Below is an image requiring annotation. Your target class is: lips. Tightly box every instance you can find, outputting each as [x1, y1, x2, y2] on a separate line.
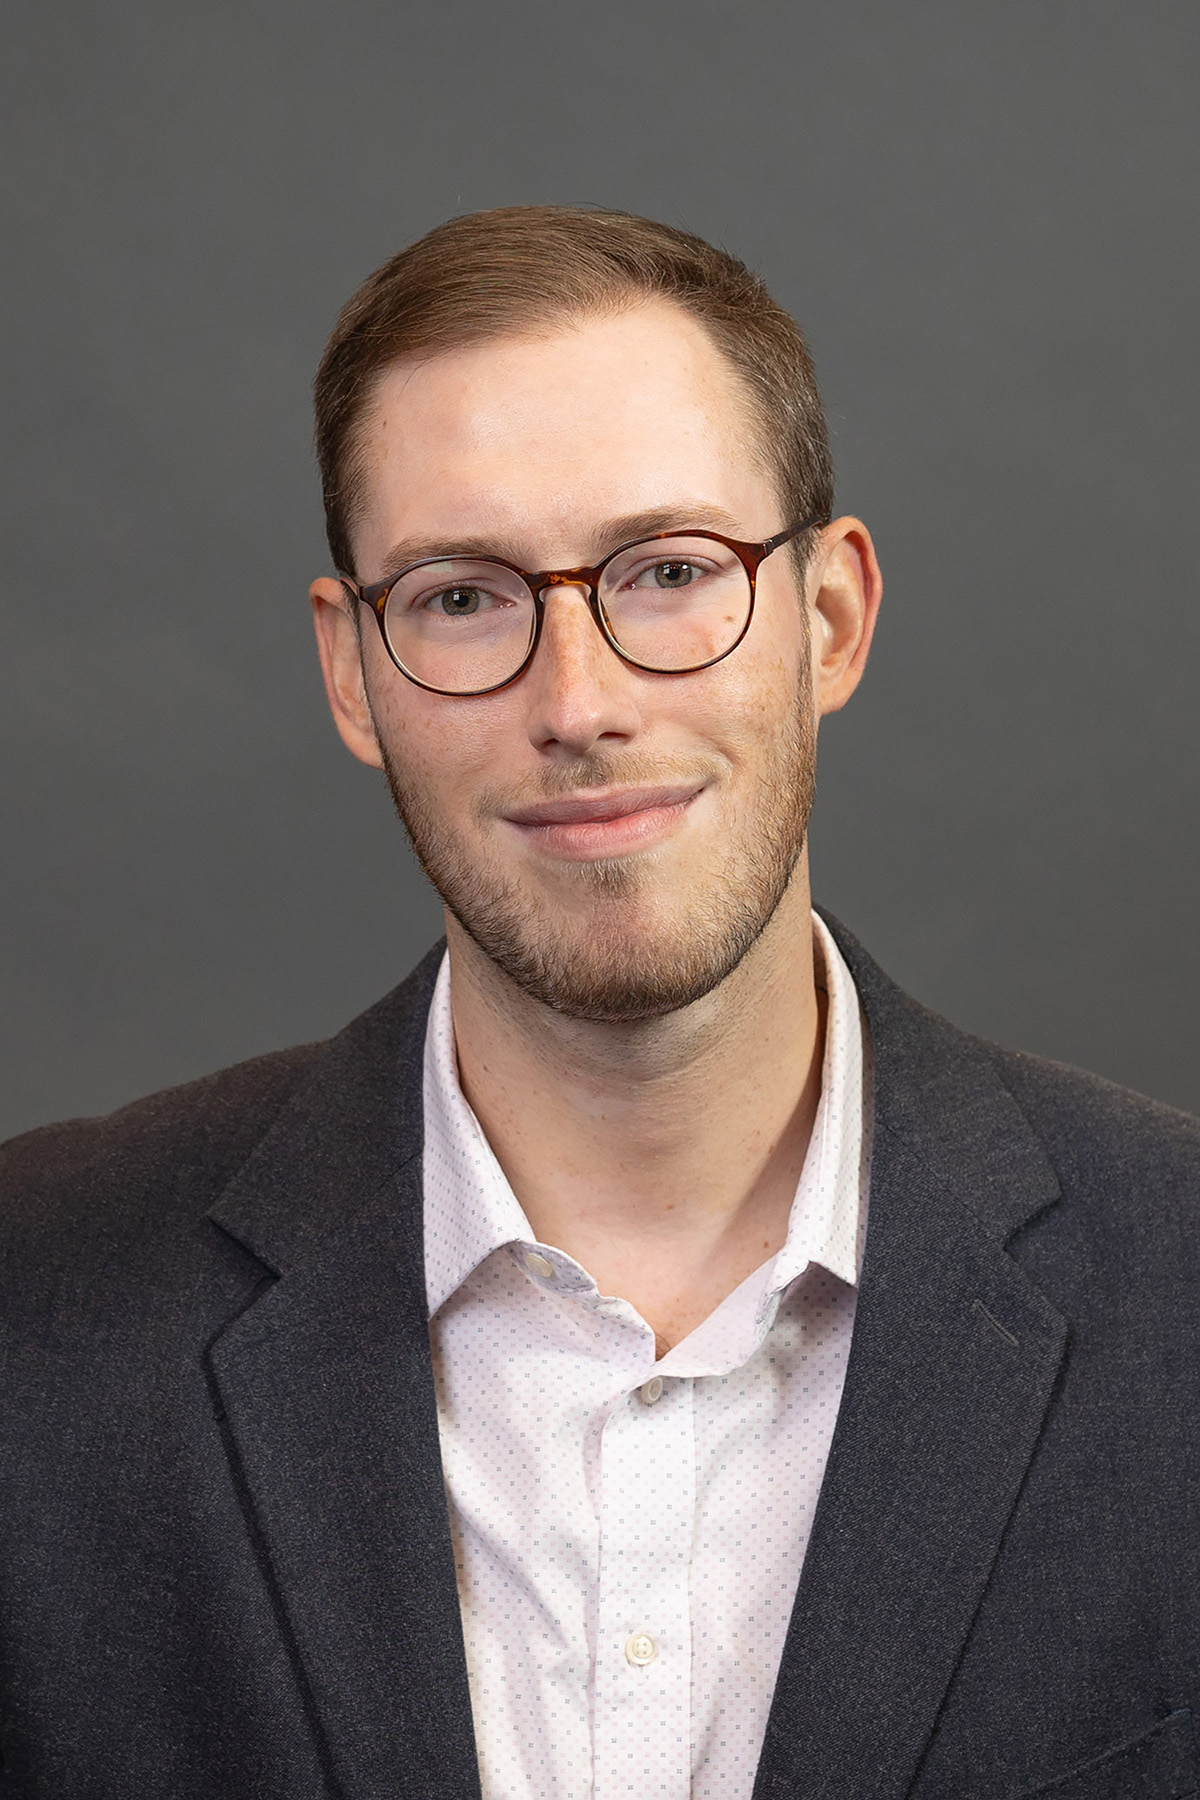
[500, 782, 705, 859]
[502, 783, 704, 827]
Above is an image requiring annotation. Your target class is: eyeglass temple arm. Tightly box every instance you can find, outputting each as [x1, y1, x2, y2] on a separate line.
[338, 574, 382, 609]
[761, 514, 826, 555]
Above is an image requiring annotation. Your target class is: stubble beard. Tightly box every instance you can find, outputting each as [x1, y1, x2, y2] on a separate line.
[378, 689, 816, 1025]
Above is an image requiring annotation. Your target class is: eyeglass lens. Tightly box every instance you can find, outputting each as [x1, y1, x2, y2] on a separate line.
[380, 536, 752, 693]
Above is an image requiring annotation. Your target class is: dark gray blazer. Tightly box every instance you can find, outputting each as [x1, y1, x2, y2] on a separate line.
[2, 914, 1200, 1800]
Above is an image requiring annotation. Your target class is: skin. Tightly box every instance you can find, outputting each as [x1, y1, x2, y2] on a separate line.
[312, 300, 881, 1354]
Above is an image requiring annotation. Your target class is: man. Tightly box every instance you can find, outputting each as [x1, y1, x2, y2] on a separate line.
[2, 208, 1198, 1800]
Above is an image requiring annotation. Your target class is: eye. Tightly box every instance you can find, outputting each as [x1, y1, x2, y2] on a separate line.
[427, 585, 488, 616]
[632, 559, 706, 590]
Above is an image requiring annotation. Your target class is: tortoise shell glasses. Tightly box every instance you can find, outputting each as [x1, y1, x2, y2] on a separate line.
[338, 517, 825, 698]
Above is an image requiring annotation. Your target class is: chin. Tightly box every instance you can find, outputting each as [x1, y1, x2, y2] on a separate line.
[450, 883, 779, 1023]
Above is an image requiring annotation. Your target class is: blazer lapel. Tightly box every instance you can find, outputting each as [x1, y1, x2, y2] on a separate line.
[753, 917, 1069, 1800]
[206, 946, 481, 1800]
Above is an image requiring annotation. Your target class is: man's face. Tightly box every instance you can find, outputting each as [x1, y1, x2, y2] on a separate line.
[319, 303, 843, 1022]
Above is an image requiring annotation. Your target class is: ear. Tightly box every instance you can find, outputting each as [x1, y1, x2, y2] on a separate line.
[805, 517, 882, 717]
[310, 577, 385, 769]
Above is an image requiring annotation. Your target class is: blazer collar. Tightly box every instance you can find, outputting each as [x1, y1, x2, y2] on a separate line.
[750, 913, 1067, 1800]
[209, 940, 442, 1277]
[823, 907, 1062, 1245]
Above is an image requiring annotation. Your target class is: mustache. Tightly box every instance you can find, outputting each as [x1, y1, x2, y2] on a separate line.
[477, 752, 723, 816]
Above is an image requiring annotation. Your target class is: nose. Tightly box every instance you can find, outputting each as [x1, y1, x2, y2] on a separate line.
[521, 581, 642, 758]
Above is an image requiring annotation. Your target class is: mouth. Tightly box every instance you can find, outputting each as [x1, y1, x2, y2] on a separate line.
[500, 782, 705, 860]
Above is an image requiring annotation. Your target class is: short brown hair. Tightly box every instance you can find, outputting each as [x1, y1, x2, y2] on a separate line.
[314, 205, 833, 577]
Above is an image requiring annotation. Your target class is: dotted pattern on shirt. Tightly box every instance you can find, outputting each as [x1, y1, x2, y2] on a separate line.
[423, 912, 870, 1800]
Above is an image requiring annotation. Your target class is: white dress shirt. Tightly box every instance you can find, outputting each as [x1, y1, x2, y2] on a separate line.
[423, 912, 871, 1800]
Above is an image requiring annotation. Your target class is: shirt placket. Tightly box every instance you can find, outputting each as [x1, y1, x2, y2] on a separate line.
[594, 1373, 695, 1800]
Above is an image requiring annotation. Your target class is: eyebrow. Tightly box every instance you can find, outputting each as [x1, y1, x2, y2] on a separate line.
[370, 502, 749, 580]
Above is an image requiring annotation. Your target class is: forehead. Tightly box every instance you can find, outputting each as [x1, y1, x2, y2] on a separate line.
[351, 302, 773, 567]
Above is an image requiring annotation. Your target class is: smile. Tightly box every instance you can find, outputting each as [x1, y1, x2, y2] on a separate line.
[500, 783, 705, 860]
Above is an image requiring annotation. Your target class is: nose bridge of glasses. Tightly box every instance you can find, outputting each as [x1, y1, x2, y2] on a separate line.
[529, 569, 618, 676]
[533, 569, 610, 643]
[535, 567, 600, 601]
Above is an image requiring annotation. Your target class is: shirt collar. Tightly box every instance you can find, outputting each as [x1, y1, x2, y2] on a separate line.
[422, 911, 869, 1320]
[767, 909, 868, 1294]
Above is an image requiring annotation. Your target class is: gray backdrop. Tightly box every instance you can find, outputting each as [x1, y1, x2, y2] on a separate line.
[2, 0, 1197, 1139]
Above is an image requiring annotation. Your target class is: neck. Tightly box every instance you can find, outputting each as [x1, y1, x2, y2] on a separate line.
[444, 859, 826, 1352]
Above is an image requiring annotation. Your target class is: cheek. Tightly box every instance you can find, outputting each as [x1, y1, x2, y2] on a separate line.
[750, 570, 812, 671]
[367, 674, 507, 815]
[662, 668, 802, 787]
[719, 640, 810, 738]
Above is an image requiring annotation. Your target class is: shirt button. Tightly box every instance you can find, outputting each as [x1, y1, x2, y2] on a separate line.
[625, 1632, 658, 1666]
[523, 1251, 555, 1280]
[639, 1375, 664, 1405]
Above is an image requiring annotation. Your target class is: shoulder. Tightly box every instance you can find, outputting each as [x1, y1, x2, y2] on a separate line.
[823, 906, 1200, 1196]
[0, 1040, 327, 1252]
[993, 1040, 1199, 1161]
[0, 939, 445, 1270]
[988, 1041, 1200, 1219]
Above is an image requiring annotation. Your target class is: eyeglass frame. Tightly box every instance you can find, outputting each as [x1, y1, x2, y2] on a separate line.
[338, 515, 826, 698]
